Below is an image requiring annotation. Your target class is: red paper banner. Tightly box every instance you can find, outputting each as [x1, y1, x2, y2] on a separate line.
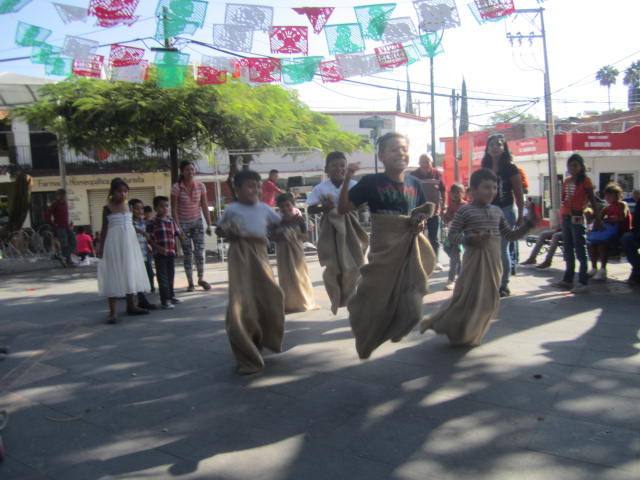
[109, 43, 145, 67]
[89, 0, 140, 27]
[72, 54, 104, 77]
[197, 66, 227, 85]
[248, 58, 281, 83]
[319, 60, 345, 83]
[292, 7, 334, 34]
[375, 43, 408, 68]
[270, 26, 308, 55]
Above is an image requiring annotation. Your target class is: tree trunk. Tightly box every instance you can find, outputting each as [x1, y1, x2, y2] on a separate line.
[170, 143, 179, 185]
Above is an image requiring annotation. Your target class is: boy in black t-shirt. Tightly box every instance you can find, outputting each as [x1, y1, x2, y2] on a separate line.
[338, 132, 436, 359]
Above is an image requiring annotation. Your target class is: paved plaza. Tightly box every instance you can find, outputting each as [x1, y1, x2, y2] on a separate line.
[0, 246, 639, 479]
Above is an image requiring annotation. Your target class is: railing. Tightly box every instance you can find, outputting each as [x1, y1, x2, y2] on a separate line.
[0, 227, 58, 259]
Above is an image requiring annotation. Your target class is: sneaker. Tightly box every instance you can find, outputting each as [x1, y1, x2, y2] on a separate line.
[587, 268, 597, 277]
[520, 258, 536, 266]
[499, 287, 511, 298]
[592, 269, 607, 281]
[536, 261, 552, 269]
[170, 297, 182, 304]
[198, 279, 212, 290]
[571, 283, 589, 294]
[161, 303, 175, 310]
[551, 280, 572, 290]
[434, 264, 444, 272]
[443, 281, 453, 291]
[187, 284, 195, 292]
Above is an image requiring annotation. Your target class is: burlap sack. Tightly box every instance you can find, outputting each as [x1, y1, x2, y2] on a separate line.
[348, 211, 436, 359]
[420, 236, 502, 346]
[226, 237, 285, 374]
[276, 226, 317, 313]
[316, 209, 369, 314]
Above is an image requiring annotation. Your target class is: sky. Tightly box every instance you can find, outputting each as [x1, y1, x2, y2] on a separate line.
[0, 0, 639, 152]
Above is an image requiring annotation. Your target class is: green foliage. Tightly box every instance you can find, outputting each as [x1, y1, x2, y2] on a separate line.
[14, 75, 366, 182]
[487, 109, 540, 127]
[623, 61, 640, 87]
[596, 65, 619, 111]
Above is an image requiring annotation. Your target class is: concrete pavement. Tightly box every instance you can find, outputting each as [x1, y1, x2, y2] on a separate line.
[0, 246, 639, 479]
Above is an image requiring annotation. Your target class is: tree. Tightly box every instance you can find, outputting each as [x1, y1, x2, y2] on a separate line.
[15, 75, 367, 189]
[623, 60, 640, 110]
[487, 109, 539, 127]
[459, 78, 469, 135]
[15, 75, 224, 183]
[596, 65, 619, 111]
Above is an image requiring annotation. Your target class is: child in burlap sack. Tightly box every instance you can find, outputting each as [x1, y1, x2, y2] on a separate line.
[420, 168, 537, 347]
[274, 193, 317, 313]
[306, 151, 368, 314]
[338, 132, 436, 359]
[216, 170, 285, 375]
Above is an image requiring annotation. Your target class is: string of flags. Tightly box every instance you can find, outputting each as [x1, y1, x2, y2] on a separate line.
[2, 0, 543, 87]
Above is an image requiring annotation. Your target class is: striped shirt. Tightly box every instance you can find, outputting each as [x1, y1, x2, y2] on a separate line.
[132, 217, 149, 261]
[448, 202, 529, 245]
[171, 180, 206, 223]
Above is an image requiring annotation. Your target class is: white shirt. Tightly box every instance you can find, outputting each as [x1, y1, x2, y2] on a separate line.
[219, 201, 281, 238]
[306, 179, 357, 206]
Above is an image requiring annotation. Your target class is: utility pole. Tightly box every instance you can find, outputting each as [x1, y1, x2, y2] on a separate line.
[429, 55, 436, 167]
[507, 7, 559, 224]
[451, 89, 459, 182]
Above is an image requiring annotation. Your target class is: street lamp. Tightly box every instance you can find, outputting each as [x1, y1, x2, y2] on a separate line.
[359, 115, 387, 174]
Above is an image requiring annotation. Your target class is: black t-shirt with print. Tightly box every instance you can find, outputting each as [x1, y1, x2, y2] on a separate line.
[349, 173, 426, 215]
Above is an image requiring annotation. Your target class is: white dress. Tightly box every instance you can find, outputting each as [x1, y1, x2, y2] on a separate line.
[98, 211, 150, 297]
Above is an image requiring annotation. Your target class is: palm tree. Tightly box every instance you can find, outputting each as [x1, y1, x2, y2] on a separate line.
[623, 60, 640, 110]
[595, 65, 619, 111]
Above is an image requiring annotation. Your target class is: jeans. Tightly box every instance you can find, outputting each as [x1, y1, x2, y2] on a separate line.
[500, 205, 516, 289]
[56, 227, 76, 260]
[144, 258, 155, 291]
[180, 218, 206, 283]
[561, 214, 589, 285]
[154, 255, 175, 305]
[621, 231, 640, 277]
[448, 244, 461, 282]
[426, 215, 441, 258]
[529, 229, 556, 259]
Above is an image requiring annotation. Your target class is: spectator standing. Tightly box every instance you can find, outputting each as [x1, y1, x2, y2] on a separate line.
[46, 188, 76, 266]
[171, 160, 213, 292]
[410, 153, 446, 270]
[621, 190, 640, 285]
[261, 169, 286, 207]
[480, 134, 525, 297]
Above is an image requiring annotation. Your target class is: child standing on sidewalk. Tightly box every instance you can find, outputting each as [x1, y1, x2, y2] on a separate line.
[338, 131, 436, 359]
[216, 170, 285, 374]
[97, 178, 150, 324]
[552, 154, 601, 294]
[275, 193, 317, 313]
[146, 196, 183, 310]
[420, 168, 536, 347]
[443, 183, 466, 290]
[129, 198, 156, 310]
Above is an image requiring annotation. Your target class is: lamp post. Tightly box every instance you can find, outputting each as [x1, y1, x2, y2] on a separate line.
[360, 115, 386, 174]
[507, 7, 559, 224]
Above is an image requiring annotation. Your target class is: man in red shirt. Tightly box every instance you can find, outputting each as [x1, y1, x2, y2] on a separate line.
[46, 189, 76, 266]
[410, 153, 446, 269]
[261, 169, 285, 207]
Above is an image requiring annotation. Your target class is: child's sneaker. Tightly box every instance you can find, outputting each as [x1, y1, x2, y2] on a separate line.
[443, 281, 454, 290]
[592, 268, 607, 281]
[571, 283, 589, 294]
[587, 268, 598, 277]
[170, 297, 182, 304]
[161, 303, 175, 310]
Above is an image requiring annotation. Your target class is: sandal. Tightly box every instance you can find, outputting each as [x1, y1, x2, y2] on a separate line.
[198, 280, 211, 290]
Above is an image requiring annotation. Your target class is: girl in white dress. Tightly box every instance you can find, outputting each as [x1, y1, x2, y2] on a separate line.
[97, 178, 151, 324]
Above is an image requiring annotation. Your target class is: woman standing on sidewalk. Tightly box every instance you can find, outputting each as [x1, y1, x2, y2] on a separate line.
[171, 161, 212, 291]
[480, 134, 525, 298]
